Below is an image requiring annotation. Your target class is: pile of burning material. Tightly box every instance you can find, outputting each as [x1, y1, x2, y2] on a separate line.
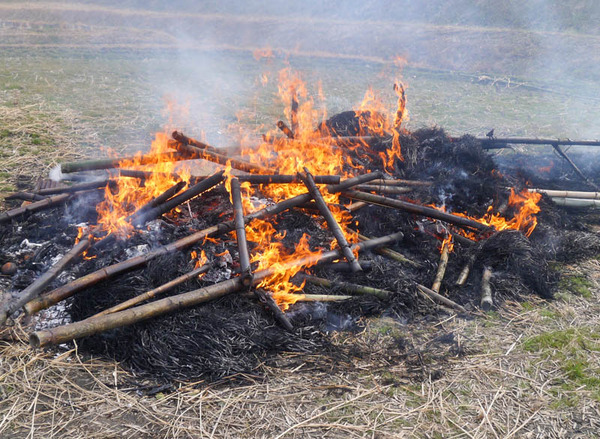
[2, 78, 600, 382]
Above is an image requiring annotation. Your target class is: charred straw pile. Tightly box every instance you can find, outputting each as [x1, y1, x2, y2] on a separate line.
[1, 111, 600, 383]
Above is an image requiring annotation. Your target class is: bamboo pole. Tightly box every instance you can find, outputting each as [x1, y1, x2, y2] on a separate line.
[5, 192, 49, 202]
[550, 198, 600, 208]
[480, 266, 494, 311]
[169, 138, 273, 175]
[171, 131, 217, 152]
[354, 185, 412, 195]
[277, 120, 294, 139]
[192, 174, 341, 185]
[298, 274, 391, 299]
[24, 172, 384, 315]
[431, 242, 450, 293]
[357, 233, 416, 266]
[131, 170, 224, 227]
[416, 284, 467, 313]
[295, 294, 352, 302]
[299, 168, 362, 272]
[30, 231, 404, 347]
[550, 143, 599, 191]
[35, 179, 117, 195]
[476, 137, 600, 148]
[342, 190, 492, 232]
[0, 193, 70, 224]
[60, 152, 188, 174]
[93, 262, 213, 317]
[0, 238, 90, 325]
[456, 254, 476, 286]
[530, 188, 600, 199]
[231, 178, 253, 287]
[370, 179, 432, 187]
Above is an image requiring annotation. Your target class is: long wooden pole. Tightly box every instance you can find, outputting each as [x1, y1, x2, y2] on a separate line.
[24, 172, 383, 315]
[231, 178, 253, 287]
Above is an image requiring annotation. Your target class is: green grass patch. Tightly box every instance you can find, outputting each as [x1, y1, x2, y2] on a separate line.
[559, 275, 594, 298]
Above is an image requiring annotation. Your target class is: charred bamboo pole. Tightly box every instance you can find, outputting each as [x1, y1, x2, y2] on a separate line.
[0, 238, 90, 325]
[550, 143, 599, 191]
[171, 131, 217, 152]
[193, 174, 341, 185]
[354, 185, 412, 195]
[277, 120, 295, 139]
[169, 138, 273, 174]
[0, 193, 70, 224]
[5, 192, 49, 202]
[416, 284, 467, 314]
[327, 260, 373, 272]
[35, 179, 116, 195]
[133, 180, 186, 216]
[231, 178, 253, 287]
[370, 179, 432, 187]
[295, 294, 352, 302]
[298, 274, 391, 299]
[60, 152, 188, 174]
[291, 89, 299, 133]
[24, 172, 383, 315]
[299, 168, 362, 272]
[476, 137, 600, 149]
[93, 262, 213, 317]
[131, 171, 224, 227]
[480, 266, 494, 311]
[255, 289, 293, 331]
[530, 188, 600, 199]
[30, 231, 403, 347]
[431, 239, 451, 293]
[342, 190, 492, 232]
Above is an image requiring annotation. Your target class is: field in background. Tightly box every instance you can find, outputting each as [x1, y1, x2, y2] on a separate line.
[2, 2, 600, 437]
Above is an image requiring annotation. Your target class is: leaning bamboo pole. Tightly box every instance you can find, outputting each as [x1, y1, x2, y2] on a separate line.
[231, 178, 253, 287]
[0, 193, 70, 224]
[298, 274, 391, 299]
[416, 284, 467, 314]
[480, 266, 494, 311]
[431, 241, 451, 293]
[299, 167, 362, 272]
[30, 230, 404, 347]
[23, 172, 383, 315]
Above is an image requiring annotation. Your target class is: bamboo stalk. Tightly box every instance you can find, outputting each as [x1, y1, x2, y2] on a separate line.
[370, 179, 432, 187]
[30, 231, 404, 347]
[193, 174, 341, 185]
[93, 263, 213, 317]
[342, 190, 492, 232]
[60, 152, 188, 174]
[477, 137, 600, 148]
[0, 193, 70, 224]
[24, 173, 383, 315]
[5, 192, 49, 201]
[291, 90, 299, 133]
[295, 294, 352, 302]
[277, 120, 294, 139]
[431, 242, 450, 293]
[416, 284, 467, 313]
[36, 179, 116, 195]
[354, 185, 412, 195]
[171, 131, 217, 152]
[255, 288, 293, 331]
[299, 168, 362, 272]
[169, 138, 273, 174]
[298, 274, 391, 299]
[480, 266, 494, 311]
[550, 143, 599, 191]
[530, 188, 600, 199]
[327, 260, 373, 272]
[550, 197, 600, 208]
[231, 178, 253, 287]
[0, 238, 90, 325]
[131, 171, 224, 227]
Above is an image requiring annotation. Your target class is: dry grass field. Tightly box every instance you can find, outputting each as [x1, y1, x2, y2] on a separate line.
[1, 2, 600, 437]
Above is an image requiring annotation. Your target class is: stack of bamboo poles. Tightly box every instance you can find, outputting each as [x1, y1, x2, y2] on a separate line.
[530, 188, 600, 208]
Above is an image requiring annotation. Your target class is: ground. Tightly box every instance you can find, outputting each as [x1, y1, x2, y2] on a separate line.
[1, 2, 600, 438]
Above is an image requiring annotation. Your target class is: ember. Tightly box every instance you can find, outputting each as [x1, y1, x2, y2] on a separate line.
[2, 68, 600, 382]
